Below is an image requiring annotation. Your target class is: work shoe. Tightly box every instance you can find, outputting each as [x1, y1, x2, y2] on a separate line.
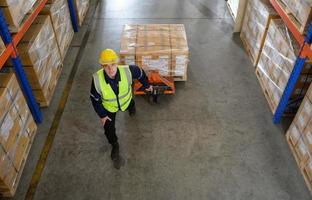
[111, 142, 119, 161]
[128, 105, 136, 116]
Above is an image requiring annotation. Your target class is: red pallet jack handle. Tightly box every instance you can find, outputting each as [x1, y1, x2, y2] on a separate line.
[133, 70, 175, 102]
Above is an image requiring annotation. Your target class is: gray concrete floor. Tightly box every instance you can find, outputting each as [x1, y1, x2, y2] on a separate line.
[2, 0, 312, 199]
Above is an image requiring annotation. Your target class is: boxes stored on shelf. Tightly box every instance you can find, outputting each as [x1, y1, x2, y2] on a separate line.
[74, 0, 89, 26]
[286, 82, 312, 193]
[277, 0, 312, 34]
[120, 24, 189, 81]
[240, 0, 279, 66]
[0, 0, 37, 32]
[0, 149, 17, 195]
[0, 73, 37, 197]
[255, 19, 312, 113]
[14, 15, 62, 107]
[41, 0, 74, 60]
[294, 98, 312, 133]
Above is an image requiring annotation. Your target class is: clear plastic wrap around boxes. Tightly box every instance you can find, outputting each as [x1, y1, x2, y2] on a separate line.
[256, 19, 312, 113]
[0, 73, 37, 197]
[279, 0, 312, 33]
[286, 85, 312, 193]
[14, 15, 62, 107]
[75, 0, 89, 26]
[120, 24, 189, 80]
[0, 0, 37, 32]
[42, 0, 74, 60]
[240, 0, 278, 66]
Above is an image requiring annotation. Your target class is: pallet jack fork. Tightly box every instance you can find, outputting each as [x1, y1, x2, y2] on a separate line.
[133, 70, 175, 102]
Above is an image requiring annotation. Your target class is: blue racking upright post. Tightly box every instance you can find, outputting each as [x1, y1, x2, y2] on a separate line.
[272, 23, 312, 124]
[67, 0, 79, 32]
[0, 9, 42, 123]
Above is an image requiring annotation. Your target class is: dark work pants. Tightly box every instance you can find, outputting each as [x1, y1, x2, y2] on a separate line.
[104, 99, 135, 145]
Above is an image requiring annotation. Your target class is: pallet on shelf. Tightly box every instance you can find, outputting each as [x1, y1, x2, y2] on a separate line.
[0, 73, 37, 197]
[240, 0, 279, 67]
[0, 0, 38, 32]
[256, 18, 312, 113]
[41, 0, 74, 60]
[286, 83, 312, 194]
[74, 0, 89, 26]
[120, 24, 189, 81]
[10, 15, 62, 107]
[276, 0, 312, 34]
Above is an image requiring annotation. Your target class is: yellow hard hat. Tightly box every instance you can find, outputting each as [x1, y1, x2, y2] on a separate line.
[99, 49, 119, 65]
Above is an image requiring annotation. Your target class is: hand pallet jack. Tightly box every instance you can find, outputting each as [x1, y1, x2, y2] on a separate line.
[133, 70, 175, 103]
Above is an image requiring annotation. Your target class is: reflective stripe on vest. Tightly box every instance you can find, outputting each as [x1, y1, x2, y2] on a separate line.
[93, 65, 132, 112]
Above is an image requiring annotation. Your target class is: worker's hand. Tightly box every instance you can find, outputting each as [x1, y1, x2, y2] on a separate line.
[145, 85, 153, 92]
[101, 116, 111, 126]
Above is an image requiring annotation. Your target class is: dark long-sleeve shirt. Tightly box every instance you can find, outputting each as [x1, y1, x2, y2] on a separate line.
[90, 65, 149, 118]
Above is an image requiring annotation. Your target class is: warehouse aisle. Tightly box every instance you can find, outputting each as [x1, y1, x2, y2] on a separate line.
[6, 0, 312, 199]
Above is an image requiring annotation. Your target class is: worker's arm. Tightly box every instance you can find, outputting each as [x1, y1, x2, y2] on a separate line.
[129, 65, 150, 88]
[90, 80, 108, 118]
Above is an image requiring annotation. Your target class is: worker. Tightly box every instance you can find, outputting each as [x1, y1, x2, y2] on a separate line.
[90, 49, 152, 168]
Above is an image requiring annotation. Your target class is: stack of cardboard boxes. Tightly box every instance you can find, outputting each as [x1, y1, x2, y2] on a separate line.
[0, 73, 37, 197]
[240, 0, 278, 66]
[255, 19, 312, 113]
[120, 24, 189, 80]
[0, 0, 37, 32]
[42, 0, 74, 60]
[278, 0, 312, 34]
[286, 84, 312, 193]
[13, 15, 62, 107]
[74, 0, 90, 26]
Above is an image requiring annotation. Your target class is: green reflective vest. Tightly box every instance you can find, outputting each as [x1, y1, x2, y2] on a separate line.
[93, 65, 132, 113]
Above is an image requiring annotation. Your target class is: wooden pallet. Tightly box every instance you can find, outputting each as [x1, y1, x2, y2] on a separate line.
[173, 74, 187, 81]
[240, 33, 257, 67]
[276, 0, 312, 34]
[255, 69, 277, 113]
[286, 133, 312, 194]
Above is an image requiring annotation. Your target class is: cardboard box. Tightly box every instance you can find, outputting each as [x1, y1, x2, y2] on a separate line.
[0, 73, 19, 100]
[8, 129, 30, 171]
[281, 0, 312, 34]
[74, 0, 89, 26]
[13, 92, 29, 124]
[0, 88, 11, 123]
[240, 0, 279, 66]
[40, 0, 74, 59]
[24, 115, 37, 139]
[120, 24, 189, 79]
[294, 98, 312, 133]
[288, 123, 302, 147]
[0, 0, 37, 32]
[15, 15, 62, 107]
[0, 146, 17, 192]
[256, 18, 311, 112]
[295, 137, 310, 165]
[303, 120, 312, 153]
[0, 111, 22, 153]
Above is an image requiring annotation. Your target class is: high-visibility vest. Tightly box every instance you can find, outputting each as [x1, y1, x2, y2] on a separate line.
[93, 65, 132, 113]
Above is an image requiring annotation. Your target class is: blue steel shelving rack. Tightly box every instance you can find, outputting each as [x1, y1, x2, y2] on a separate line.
[0, 0, 79, 123]
[269, 0, 312, 124]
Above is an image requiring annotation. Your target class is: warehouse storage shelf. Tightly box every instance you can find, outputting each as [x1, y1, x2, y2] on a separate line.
[269, 0, 312, 123]
[0, 0, 79, 124]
